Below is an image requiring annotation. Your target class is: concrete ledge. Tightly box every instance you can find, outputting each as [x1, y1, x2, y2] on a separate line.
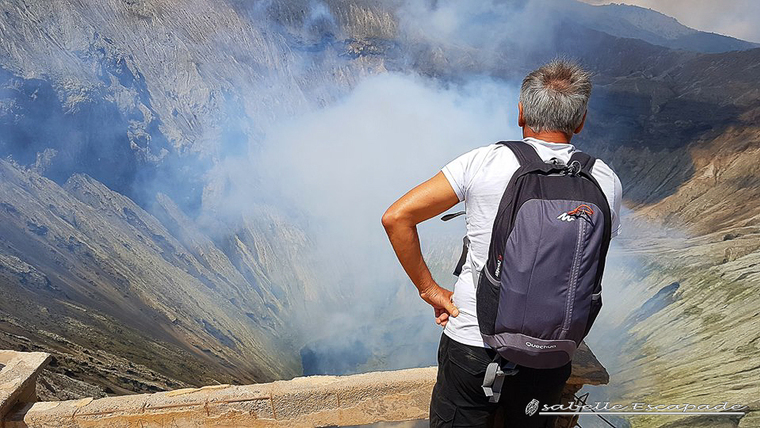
[20, 367, 436, 427]
[4, 344, 608, 427]
[0, 351, 51, 420]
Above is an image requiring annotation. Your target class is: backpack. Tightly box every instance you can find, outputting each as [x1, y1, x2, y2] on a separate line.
[466, 141, 612, 370]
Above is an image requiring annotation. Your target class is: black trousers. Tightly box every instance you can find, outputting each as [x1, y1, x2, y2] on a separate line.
[429, 333, 571, 428]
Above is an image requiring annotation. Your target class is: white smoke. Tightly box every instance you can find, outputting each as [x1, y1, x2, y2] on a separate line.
[222, 72, 522, 356]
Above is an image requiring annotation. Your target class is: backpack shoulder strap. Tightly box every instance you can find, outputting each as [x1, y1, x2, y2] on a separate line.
[570, 150, 608, 192]
[497, 141, 543, 168]
[569, 151, 612, 299]
[569, 150, 608, 205]
[569, 151, 597, 173]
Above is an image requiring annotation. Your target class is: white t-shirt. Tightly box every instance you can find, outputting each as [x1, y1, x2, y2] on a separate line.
[440, 137, 622, 348]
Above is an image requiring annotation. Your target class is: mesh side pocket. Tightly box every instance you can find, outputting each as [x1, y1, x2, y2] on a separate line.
[476, 268, 500, 336]
[582, 293, 602, 338]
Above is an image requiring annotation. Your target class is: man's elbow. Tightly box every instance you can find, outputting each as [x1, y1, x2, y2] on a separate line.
[381, 207, 402, 232]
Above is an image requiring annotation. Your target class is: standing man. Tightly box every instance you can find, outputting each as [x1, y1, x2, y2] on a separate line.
[382, 60, 622, 427]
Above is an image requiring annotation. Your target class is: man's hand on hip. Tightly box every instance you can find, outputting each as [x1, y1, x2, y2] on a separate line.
[420, 283, 459, 327]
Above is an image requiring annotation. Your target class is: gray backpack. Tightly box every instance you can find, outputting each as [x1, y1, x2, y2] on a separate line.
[474, 141, 611, 372]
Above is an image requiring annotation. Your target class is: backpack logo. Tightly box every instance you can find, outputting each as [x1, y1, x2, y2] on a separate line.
[558, 204, 594, 222]
[526, 341, 557, 350]
[526, 398, 540, 416]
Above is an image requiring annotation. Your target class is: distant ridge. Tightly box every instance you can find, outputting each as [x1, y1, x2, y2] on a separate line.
[575, 1, 759, 53]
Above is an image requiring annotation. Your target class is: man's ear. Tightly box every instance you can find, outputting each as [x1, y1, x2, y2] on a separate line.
[518, 102, 525, 128]
[574, 110, 587, 134]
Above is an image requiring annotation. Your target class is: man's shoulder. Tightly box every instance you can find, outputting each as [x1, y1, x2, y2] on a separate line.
[468, 142, 520, 170]
[471, 142, 520, 162]
[446, 143, 513, 171]
[465, 142, 503, 156]
[442, 143, 520, 196]
[590, 158, 622, 185]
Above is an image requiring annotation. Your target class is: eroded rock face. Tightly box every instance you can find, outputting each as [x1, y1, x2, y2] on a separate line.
[0, 160, 310, 393]
[0, 0, 395, 202]
[590, 128, 760, 426]
[0, 254, 55, 291]
[0, 0, 406, 397]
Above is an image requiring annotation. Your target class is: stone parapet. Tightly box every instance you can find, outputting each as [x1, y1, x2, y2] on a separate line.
[2, 343, 608, 427]
[0, 351, 51, 422]
[11, 367, 435, 427]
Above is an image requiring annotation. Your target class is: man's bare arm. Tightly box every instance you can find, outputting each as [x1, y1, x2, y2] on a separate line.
[382, 171, 460, 325]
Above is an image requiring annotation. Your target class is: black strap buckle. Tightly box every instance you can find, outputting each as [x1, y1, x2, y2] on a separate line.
[547, 157, 565, 168]
[565, 160, 582, 176]
[482, 357, 519, 403]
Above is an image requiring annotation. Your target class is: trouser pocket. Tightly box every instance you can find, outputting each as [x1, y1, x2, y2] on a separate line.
[429, 393, 457, 427]
[430, 335, 500, 427]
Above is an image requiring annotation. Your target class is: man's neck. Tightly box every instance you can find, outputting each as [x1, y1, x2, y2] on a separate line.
[522, 128, 572, 144]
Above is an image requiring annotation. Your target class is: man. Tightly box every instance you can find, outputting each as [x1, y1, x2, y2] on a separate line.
[381, 60, 622, 427]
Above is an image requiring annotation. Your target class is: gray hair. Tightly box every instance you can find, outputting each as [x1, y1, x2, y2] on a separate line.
[519, 60, 592, 136]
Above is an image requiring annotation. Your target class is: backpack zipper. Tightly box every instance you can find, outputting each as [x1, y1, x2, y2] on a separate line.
[561, 216, 586, 335]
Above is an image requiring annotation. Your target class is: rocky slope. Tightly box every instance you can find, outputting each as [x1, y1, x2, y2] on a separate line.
[0, 158, 336, 394]
[608, 138, 760, 427]
[576, 48, 760, 427]
[0, 0, 395, 395]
